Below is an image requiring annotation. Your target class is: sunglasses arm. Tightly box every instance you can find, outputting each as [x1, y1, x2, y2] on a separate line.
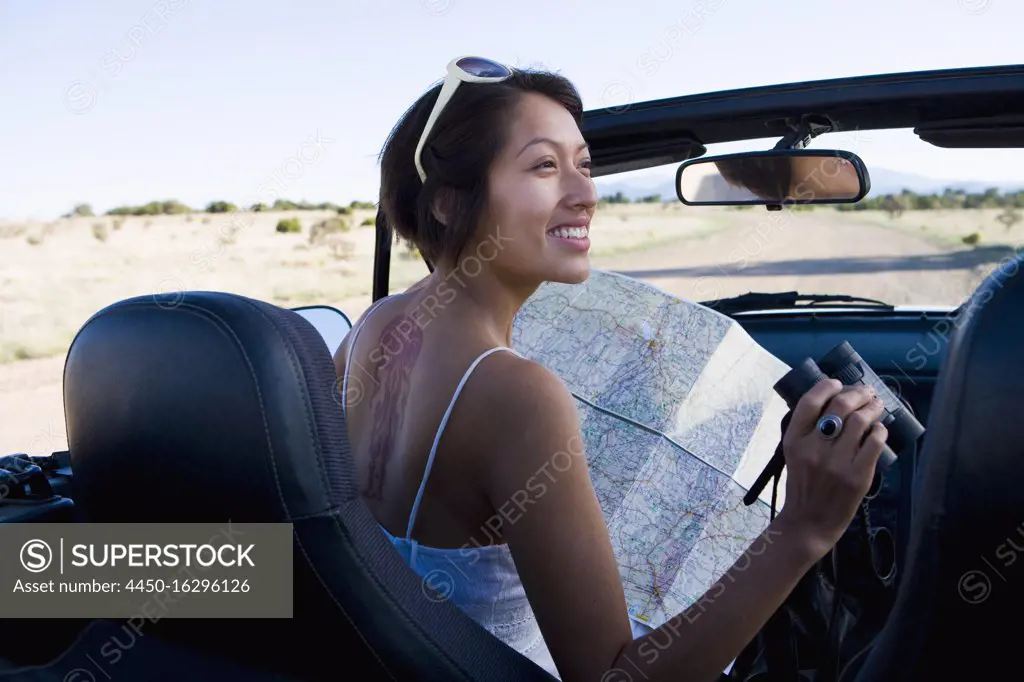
[414, 75, 463, 183]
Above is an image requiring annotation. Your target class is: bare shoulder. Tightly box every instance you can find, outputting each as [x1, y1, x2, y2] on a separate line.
[331, 296, 403, 377]
[466, 352, 580, 444]
[455, 351, 586, 507]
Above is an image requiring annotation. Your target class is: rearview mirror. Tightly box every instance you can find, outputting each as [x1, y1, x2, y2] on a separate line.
[292, 305, 352, 356]
[675, 150, 870, 206]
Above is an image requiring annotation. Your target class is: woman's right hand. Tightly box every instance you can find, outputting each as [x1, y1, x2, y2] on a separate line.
[775, 378, 889, 558]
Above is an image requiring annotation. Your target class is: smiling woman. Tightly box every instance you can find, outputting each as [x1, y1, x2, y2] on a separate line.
[333, 56, 889, 682]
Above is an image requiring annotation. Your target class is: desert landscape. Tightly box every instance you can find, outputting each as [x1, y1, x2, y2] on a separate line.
[2, 202, 1022, 458]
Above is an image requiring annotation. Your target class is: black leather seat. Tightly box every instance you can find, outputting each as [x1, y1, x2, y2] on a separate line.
[52, 291, 556, 681]
[853, 252, 1024, 681]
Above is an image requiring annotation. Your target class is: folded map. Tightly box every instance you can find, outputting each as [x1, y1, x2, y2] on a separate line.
[511, 269, 792, 631]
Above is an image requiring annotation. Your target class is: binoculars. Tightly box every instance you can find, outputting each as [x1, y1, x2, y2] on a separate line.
[744, 341, 926, 506]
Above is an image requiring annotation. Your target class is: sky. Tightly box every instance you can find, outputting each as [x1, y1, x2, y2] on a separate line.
[1, 0, 1021, 221]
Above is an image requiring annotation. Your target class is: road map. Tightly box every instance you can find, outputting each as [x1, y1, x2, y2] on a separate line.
[510, 269, 793, 631]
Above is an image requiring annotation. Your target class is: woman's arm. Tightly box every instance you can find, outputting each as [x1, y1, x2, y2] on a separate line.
[468, 357, 634, 682]
[470, 357, 883, 682]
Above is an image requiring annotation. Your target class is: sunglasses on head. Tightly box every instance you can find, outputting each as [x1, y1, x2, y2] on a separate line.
[414, 56, 513, 183]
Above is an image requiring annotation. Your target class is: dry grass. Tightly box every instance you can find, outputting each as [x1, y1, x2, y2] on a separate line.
[0, 210, 372, 364]
[0, 203, 718, 366]
[847, 207, 1024, 250]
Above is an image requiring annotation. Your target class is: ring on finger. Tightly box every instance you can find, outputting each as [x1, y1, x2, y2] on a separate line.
[816, 413, 844, 440]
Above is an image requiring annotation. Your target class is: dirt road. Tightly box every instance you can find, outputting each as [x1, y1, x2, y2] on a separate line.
[1, 211, 1008, 458]
[593, 210, 999, 307]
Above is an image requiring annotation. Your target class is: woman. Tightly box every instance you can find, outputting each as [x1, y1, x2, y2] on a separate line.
[334, 56, 888, 682]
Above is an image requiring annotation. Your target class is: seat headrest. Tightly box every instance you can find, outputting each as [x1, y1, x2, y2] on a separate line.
[64, 291, 348, 522]
[856, 251, 1024, 680]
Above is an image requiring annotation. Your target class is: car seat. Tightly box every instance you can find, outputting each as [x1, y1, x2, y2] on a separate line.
[45, 291, 557, 681]
[852, 251, 1024, 681]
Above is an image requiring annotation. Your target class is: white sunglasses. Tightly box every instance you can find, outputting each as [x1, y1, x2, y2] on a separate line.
[414, 56, 513, 183]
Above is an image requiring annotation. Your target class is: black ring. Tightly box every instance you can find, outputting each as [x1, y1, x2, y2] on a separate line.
[816, 413, 844, 440]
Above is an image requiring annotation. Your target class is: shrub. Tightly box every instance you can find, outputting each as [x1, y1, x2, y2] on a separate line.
[328, 239, 356, 260]
[107, 200, 191, 216]
[361, 217, 375, 227]
[272, 199, 343, 212]
[205, 201, 237, 214]
[67, 203, 94, 218]
[92, 222, 109, 242]
[997, 206, 1022, 231]
[276, 218, 302, 234]
[309, 216, 351, 245]
[601, 191, 630, 204]
[962, 231, 982, 245]
[161, 200, 192, 214]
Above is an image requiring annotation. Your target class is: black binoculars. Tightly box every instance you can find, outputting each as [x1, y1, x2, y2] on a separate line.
[744, 341, 926, 506]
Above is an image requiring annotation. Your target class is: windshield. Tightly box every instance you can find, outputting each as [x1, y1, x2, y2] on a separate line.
[590, 129, 1024, 310]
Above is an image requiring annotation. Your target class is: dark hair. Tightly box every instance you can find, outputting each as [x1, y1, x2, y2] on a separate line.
[715, 156, 793, 201]
[378, 67, 583, 266]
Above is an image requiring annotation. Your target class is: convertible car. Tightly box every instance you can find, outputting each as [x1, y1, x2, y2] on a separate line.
[1, 64, 1022, 681]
